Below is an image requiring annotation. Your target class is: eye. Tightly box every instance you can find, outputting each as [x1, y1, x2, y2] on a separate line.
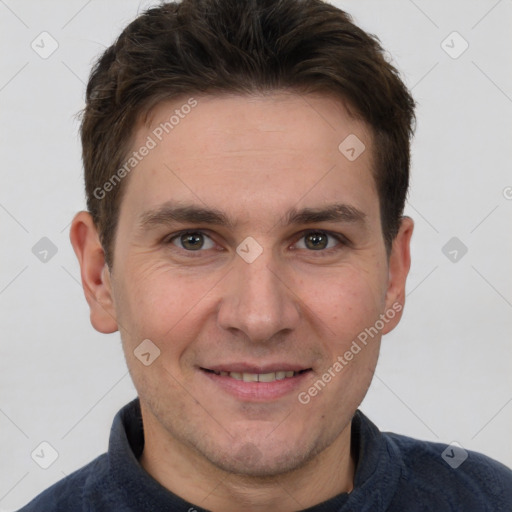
[169, 231, 216, 251]
[294, 231, 343, 251]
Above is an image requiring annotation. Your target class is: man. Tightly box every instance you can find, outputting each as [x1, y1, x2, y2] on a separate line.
[19, 0, 512, 510]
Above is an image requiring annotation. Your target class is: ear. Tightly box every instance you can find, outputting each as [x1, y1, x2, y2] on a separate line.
[69, 211, 118, 334]
[381, 216, 414, 335]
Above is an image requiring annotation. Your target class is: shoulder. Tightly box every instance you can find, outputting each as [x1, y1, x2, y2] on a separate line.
[17, 454, 113, 512]
[384, 431, 512, 510]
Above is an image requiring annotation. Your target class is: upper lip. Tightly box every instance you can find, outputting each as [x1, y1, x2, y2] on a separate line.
[201, 363, 312, 373]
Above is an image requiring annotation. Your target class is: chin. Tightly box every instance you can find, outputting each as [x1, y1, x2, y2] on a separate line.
[196, 431, 323, 478]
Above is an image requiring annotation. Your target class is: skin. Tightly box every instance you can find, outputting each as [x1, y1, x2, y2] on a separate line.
[70, 92, 413, 511]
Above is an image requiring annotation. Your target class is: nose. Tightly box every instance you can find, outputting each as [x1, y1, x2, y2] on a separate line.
[217, 249, 301, 343]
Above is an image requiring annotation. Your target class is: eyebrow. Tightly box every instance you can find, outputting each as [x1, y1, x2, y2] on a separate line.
[284, 204, 366, 226]
[137, 201, 367, 232]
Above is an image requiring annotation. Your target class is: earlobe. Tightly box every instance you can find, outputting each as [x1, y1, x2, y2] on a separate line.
[382, 216, 414, 335]
[69, 211, 119, 334]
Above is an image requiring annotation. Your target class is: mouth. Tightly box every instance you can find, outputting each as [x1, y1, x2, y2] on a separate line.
[201, 368, 311, 382]
[199, 365, 313, 401]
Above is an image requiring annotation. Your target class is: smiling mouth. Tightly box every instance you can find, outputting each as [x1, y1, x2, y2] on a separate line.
[200, 368, 311, 383]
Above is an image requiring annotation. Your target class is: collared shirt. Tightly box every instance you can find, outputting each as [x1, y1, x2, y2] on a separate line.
[18, 398, 512, 511]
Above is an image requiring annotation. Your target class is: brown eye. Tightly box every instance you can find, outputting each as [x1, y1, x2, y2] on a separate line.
[304, 232, 329, 250]
[294, 231, 343, 252]
[170, 232, 215, 251]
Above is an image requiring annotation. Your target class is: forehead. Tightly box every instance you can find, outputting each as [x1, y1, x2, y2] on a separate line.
[119, 92, 378, 228]
[141, 92, 370, 162]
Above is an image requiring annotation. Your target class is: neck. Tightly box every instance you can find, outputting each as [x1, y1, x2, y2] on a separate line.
[139, 409, 355, 512]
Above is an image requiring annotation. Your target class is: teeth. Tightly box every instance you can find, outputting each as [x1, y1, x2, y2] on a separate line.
[258, 372, 276, 382]
[212, 370, 304, 382]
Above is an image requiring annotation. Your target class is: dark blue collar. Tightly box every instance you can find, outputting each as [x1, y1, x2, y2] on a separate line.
[108, 398, 404, 511]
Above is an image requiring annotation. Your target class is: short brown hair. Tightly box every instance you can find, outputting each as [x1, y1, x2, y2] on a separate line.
[81, 0, 415, 268]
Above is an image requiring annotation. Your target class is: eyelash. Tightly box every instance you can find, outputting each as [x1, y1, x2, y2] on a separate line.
[164, 229, 349, 257]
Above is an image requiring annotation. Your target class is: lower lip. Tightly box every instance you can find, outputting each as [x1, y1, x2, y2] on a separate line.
[200, 369, 312, 401]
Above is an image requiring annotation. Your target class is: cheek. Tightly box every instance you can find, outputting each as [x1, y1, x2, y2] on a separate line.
[114, 259, 218, 352]
[294, 270, 384, 418]
[295, 265, 385, 348]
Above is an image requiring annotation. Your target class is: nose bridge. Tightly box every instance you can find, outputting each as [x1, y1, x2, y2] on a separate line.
[217, 248, 299, 342]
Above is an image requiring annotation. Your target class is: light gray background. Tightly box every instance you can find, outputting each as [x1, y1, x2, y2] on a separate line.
[1, 0, 511, 509]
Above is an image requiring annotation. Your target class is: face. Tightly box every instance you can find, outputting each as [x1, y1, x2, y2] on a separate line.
[76, 93, 412, 477]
